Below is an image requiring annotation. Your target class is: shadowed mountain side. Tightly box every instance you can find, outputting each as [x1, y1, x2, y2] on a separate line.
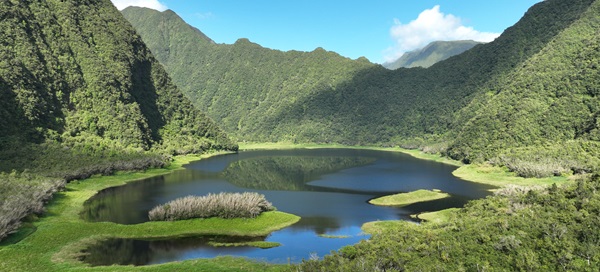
[122, 0, 593, 147]
[0, 0, 237, 241]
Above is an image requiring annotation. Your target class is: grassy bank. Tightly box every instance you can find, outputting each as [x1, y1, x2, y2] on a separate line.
[0, 153, 299, 271]
[412, 208, 460, 224]
[369, 189, 450, 206]
[453, 163, 569, 187]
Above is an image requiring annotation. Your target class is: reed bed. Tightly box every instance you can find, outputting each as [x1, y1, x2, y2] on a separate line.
[148, 192, 275, 221]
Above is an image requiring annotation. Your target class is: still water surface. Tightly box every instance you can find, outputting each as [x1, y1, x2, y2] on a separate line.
[80, 149, 494, 265]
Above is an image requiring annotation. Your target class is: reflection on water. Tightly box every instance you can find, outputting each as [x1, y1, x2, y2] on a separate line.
[80, 149, 495, 265]
[80, 235, 267, 266]
[223, 156, 375, 191]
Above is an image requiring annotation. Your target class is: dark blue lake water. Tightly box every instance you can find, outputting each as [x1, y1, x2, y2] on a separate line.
[80, 149, 494, 265]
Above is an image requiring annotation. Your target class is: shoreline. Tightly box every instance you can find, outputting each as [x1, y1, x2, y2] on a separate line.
[1, 143, 573, 270]
[369, 189, 451, 206]
[0, 150, 299, 271]
[239, 142, 569, 188]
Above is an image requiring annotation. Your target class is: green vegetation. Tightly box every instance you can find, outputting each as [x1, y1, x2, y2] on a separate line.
[296, 176, 600, 271]
[123, 0, 599, 179]
[149, 192, 275, 221]
[369, 189, 450, 206]
[2, 0, 600, 270]
[412, 208, 460, 224]
[0, 156, 299, 271]
[318, 234, 352, 239]
[447, 0, 600, 177]
[453, 164, 569, 188]
[383, 40, 482, 69]
[0, 0, 237, 243]
[208, 241, 281, 249]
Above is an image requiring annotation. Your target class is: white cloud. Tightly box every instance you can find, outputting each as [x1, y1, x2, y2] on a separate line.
[111, 0, 168, 11]
[384, 5, 500, 62]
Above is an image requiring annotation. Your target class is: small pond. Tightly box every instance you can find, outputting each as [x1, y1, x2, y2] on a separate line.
[80, 149, 494, 265]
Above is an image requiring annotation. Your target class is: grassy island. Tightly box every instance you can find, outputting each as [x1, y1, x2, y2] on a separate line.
[149, 192, 275, 221]
[0, 154, 300, 271]
[369, 189, 451, 206]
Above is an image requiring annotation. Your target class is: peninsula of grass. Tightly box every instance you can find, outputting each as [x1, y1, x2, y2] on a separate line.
[411, 208, 460, 224]
[369, 189, 450, 206]
[0, 153, 299, 271]
[208, 241, 281, 249]
[318, 234, 351, 239]
[453, 163, 569, 187]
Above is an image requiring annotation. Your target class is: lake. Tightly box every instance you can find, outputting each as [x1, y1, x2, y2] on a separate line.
[80, 149, 494, 265]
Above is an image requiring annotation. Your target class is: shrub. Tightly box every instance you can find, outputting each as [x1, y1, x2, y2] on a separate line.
[148, 192, 275, 221]
[0, 172, 64, 241]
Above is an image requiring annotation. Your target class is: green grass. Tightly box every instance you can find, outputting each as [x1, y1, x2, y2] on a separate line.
[369, 189, 451, 206]
[207, 241, 281, 249]
[318, 234, 351, 239]
[453, 163, 569, 188]
[412, 208, 460, 224]
[1, 144, 576, 271]
[361, 220, 417, 235]
[0, 153, 299, 271]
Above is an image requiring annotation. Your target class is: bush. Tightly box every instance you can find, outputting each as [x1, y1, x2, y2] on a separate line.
[148, 192, 275, 221]
[0, 172, 64, 241]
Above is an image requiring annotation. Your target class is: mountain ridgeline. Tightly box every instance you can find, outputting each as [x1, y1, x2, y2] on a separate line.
[383, 40, 483, 69]
[0, 0, 236, 157]
[123, 0, 599, 177]
[0, 0, 235, 240]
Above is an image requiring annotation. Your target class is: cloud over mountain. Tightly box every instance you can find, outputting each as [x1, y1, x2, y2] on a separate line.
[384, 5, 499, 62]
[111, 0, 167, 11]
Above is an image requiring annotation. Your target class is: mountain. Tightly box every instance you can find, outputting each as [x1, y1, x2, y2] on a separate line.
[383, 40, 483, 69]
[0, 0, 236, 157]
[0, 0, 236, 240]
[123, 0, 598, 178]
[122, 6, 376, 143]
[447, 0, 600, 177]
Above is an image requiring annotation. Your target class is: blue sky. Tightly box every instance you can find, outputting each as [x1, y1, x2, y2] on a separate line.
[112, 0, 541, 63]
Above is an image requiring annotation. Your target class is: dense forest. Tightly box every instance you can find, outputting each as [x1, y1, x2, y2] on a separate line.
[382, 40, 482, 69]
[0, 0, 236, 241]
[1, 0, 600, 270]
[123, 0, 599, 178]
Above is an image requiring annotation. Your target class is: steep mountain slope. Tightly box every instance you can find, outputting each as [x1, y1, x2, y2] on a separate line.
[0, 0, 236, 241]
[123, 0, 594, 147]
[383, 40, 482, 69]
[122, 6, 376, 142]
[447, 0, 600, 177]
[123, 0, 598, 180]
[0, 0, 236, 156]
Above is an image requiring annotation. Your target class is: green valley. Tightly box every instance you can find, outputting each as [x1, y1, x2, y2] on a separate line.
[1, 0, 600, 271]
[123, 0, 599, 178]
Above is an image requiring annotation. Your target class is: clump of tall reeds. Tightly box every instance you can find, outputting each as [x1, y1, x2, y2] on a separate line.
[0, 172, 65, 241]
[148, 192, 275, 221]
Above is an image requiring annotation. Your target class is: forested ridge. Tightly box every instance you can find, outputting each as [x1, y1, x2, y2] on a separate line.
[1, 0, 600, 270]
[123, 0, 599, 179]
[0, 0, 236, 241]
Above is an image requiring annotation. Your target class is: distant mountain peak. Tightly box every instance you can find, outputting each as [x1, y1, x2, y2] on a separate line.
[383, 40, 482, 69]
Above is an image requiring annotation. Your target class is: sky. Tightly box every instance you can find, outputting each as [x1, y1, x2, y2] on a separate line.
[111, 0, 542, 64]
